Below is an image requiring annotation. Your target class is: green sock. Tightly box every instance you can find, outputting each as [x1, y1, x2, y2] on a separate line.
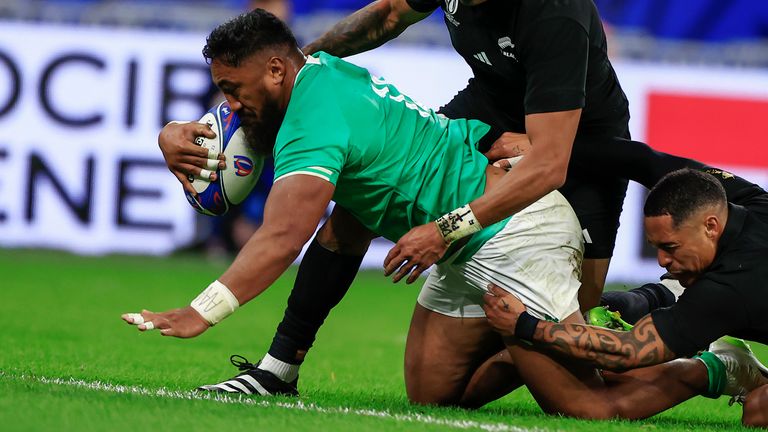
[695, 351, 727, 398]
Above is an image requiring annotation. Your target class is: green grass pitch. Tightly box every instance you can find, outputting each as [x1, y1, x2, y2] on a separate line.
[0, 249, 761, 431]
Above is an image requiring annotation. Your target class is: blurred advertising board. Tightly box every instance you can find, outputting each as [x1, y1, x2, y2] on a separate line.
[1, 22, 767, 283]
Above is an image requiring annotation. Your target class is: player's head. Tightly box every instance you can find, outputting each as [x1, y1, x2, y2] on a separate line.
[203, 9, 302, 155]
[643, 169, 728, 287]
[203, 8, 299, 68]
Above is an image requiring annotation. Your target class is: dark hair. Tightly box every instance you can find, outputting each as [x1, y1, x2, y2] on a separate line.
[644, 168, 727, 227]
[203, 8, 298, 66]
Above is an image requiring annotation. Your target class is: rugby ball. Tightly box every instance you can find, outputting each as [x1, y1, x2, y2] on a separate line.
[185, 101, 264, 216]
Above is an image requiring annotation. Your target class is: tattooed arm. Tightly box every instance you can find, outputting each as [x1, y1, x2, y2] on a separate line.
[302, 0, 433, 57]
[483, 284, 678, 371]
[530, 315, 677, 371]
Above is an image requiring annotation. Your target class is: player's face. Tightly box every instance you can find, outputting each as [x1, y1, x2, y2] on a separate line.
[644, 213, 718, 287]
[211, 54, 286, 155]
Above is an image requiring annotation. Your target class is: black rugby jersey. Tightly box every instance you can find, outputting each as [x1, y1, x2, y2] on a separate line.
[651, 171, 768, 357]
[406, 0, 628, 135]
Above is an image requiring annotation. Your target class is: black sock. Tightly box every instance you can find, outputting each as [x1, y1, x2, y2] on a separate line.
[600, 283, 676, 324]
[268, 238, 363, 365]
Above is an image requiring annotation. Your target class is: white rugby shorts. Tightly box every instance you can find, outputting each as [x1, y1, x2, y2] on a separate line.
[418, 190, 583, 321]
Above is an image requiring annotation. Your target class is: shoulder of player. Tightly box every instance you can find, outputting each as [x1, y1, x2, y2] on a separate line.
[517, 0, 594, 33]
[717, 207, 768, 258]
[284, 64, 350, 122]
[697, 246, 768, 297]
[291, 54, 366, 107]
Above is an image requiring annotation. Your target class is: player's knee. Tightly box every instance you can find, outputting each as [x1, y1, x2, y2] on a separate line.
[404, 366, 463, 407]
[742, 393, 768, 427]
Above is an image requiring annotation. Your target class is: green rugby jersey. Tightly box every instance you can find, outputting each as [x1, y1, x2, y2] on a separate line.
[273, 52, 493, 244]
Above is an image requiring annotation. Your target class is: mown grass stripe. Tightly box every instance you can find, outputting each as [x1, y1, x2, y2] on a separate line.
[4, 374, 546, 432]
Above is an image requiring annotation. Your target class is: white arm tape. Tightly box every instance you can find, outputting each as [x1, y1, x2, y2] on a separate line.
[435, 204, 483, 244]
[167, 120, 190, 126]
[190, 280, 240, 326]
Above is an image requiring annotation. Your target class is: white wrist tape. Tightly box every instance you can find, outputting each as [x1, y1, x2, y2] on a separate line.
[190, 280, 239, 326]
[167, 120, 190, 126]
[435, 204, 483, 244]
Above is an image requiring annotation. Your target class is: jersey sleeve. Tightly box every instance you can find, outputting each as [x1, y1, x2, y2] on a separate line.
[273, 119, 350, 186]
[405, 0, 441, 13]
[651, 279, 748, 357]
[517, 17, 589, 115]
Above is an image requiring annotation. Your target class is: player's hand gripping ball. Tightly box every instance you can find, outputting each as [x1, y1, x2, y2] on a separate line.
[185, 101, 264, 216]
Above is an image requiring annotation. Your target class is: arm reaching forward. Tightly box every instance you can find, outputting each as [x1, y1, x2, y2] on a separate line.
[122, 174, 335, 337]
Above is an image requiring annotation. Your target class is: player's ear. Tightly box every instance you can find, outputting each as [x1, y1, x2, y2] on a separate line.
[266, 56, 286, 84]
[704, 214, 720, 239]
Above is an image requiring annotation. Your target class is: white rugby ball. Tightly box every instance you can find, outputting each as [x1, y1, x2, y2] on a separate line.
[185, 101, 264, 216]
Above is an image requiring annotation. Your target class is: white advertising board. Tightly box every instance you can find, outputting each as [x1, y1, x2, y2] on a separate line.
[2, 22, 768, 284]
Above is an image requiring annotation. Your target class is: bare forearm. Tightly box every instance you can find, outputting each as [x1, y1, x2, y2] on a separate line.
[531, 316, 676, 371]
[471, 110, 579, 227]
[471, 150, 564, 226]
[219, 229, 304, 305]
[302, 1, 410, 57]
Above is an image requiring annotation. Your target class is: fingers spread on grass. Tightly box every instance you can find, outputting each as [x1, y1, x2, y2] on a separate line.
[121, 313, 144, 325]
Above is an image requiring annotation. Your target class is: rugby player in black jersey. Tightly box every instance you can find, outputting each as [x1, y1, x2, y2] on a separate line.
[484, 167, 768, 426]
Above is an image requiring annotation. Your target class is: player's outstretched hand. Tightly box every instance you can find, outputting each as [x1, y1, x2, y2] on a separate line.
[158, 121, 224, 195]
[121, 306, 210, 338]
[384, 222, 447, 284]
[484, 132, 532, 163]
[482, 283, 526, 337]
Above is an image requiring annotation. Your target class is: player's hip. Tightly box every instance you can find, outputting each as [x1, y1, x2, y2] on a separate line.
[418, 207, 583, 321]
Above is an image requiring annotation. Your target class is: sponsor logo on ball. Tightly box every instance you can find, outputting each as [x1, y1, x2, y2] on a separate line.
[233, 155, 254, 177]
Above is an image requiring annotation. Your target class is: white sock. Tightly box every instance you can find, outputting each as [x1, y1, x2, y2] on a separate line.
[258, 353, 300, 383]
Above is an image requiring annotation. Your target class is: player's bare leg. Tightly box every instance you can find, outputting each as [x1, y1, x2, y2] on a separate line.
[503, 310, 616, 418]
[599, 360, 708, 419]
[404, 304, 507, 405]
[578, 257, 610, 311]
[742, 384, 768, 427]
[458, 348, 522, 408]
[504, 310, 716, 419]
[405, 304, 707, 419]
[405, 302, 734, 418]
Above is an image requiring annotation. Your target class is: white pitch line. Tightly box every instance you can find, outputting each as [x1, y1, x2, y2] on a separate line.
[4, 374, 547, 432]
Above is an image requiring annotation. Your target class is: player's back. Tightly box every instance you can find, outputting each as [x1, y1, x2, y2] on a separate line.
[274, 52, 492, 242]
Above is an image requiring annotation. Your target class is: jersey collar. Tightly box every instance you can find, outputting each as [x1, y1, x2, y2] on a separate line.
[717, 203, 747, 256]
[294, 55, 321, 87]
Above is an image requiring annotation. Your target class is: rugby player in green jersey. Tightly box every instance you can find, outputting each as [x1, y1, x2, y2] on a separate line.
[124, 10, 766, 420]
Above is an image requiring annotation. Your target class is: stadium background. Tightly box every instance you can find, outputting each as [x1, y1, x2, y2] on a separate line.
[2, 2, 768, 431]
[0, 0, 767, 283]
